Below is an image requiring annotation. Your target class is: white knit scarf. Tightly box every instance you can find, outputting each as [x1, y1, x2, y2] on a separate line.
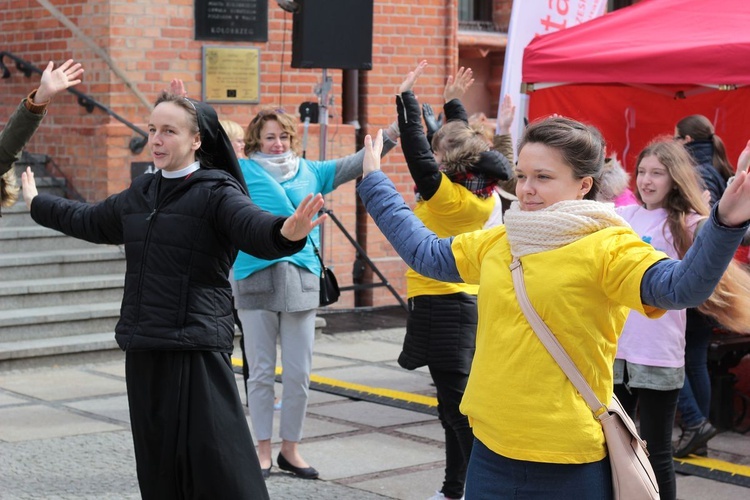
[251, 151, 300, 183]
[503, 199, 630, 258]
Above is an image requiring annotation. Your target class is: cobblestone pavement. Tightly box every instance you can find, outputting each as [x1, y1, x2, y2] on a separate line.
[1, 326, 749, 499]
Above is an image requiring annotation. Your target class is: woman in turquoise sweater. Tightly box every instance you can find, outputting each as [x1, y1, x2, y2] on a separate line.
[234, 108, 399, 479]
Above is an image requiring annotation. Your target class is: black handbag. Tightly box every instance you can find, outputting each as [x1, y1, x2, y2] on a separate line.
[312, 240, 340, 307]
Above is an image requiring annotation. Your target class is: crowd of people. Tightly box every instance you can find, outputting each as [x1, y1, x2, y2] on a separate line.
[4, 56, 750, 500]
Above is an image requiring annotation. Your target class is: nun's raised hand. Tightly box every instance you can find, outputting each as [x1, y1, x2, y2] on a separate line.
[21, 166, 38, 209]
[362, 129, 384, 178]
[280, 193, 327, 241]
[717, 171, 750, 227]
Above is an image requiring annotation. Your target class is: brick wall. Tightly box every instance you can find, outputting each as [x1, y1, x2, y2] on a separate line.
[0, 0, 513, 308]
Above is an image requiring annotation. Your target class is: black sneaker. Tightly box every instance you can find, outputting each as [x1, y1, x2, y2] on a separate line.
[673, 420, 717, 458]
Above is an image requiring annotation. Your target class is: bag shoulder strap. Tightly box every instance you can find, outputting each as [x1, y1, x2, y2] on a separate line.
[510, 258, 608, 417]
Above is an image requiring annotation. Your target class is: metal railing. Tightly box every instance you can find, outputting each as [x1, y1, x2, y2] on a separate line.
[0, 51, 149, 154]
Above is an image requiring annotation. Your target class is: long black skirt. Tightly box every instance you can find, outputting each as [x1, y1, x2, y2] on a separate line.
[125, 350, 269, 500]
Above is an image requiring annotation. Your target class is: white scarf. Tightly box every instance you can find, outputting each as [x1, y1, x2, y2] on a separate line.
[503, 199, 630, 258]
[251, 151, 300, 183]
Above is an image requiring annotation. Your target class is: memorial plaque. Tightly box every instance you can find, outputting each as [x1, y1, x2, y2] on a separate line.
[202, 46, 261, 104]
[195, 0, 268, 42]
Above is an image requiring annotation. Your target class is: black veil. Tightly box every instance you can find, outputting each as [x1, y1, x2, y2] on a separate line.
[188, 98, 249, 195]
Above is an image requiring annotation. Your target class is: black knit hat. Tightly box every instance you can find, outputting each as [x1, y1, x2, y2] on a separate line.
[188, 98, 249, 195]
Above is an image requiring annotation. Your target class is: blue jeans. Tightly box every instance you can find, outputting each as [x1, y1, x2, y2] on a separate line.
[464, 439, 612, 499]
[677, 310, 713, 427]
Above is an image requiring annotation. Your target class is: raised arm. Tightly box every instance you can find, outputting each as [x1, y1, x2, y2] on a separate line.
[1, 59, 84, 175]
[394, 61, 445, 201]
[359, 131, 462, 282]
[642, 171, 750, 308]
[441, 66, 473, 124]
[330, 132, 398, 189]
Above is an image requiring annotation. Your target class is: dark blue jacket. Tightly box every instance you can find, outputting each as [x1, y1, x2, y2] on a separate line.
[686, 141, 727, 207]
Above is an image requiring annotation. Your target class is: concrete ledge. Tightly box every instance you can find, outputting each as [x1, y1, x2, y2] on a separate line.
[0, 275, 124, 297]
[0, 332, 123, 372]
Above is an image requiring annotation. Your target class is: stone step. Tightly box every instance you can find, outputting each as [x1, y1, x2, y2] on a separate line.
[0, 247, 126, 279]
[0, 225, 101, 252]
[0, 201, 34, 227]
[0, 302, 121, 341]
[0, 332, 123, 372]
[0, 274, 124, 310]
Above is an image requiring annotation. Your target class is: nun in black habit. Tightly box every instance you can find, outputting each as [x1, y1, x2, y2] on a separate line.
[20, 90, 327, 499]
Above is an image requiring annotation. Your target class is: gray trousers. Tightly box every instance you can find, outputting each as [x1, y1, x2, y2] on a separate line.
[239, 308, 316, 442]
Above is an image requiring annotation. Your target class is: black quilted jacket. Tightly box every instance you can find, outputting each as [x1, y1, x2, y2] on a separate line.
[31, 169, 303, 352]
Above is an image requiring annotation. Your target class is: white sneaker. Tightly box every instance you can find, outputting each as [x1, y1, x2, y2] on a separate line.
[427, 491, 464, 500]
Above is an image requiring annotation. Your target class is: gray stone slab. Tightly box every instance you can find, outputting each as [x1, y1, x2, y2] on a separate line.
[308, 400, 434, 428]
[315, 364, 435, 395]
[264, 473, 389, 499]
[676, 474, 750, 499]
[309, 388, 349, 405]
[300, 432, 442, 480]
[246, 410, 359, 445]
[0, 404, 124, 442]
[313, 352, 358, 369]
[0, 368, 126, 401]
[0, 390, 27, 406]
[395, 421, 444, 442]
[65, 395, 131, 425]
[711, 431, 750, 458]
[352, 465, 445, 500]
[88, 360, 126, 378]
[314, 338, 403, 362]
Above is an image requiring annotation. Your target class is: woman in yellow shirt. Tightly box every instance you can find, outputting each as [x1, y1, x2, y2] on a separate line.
[356, 116, 750, 499]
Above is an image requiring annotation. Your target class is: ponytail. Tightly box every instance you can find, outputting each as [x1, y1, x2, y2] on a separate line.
[711, 134, 734, 181]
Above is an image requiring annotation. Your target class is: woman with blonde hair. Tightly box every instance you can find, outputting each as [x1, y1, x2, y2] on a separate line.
[219, 119, 247, 159]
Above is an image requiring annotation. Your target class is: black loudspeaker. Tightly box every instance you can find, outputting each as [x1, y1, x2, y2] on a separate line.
[291, 0, 373, 70]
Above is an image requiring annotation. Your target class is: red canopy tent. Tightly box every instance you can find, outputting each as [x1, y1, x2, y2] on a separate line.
[521, 0, 750, 172]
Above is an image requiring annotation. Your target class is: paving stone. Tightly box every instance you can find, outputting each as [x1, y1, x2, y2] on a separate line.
[64, 395, 131, 425]
[352, 466, 445, 500]
[308, 400, 434, 428]
[0, 404, 124, 442]
[0, 368, 125, 401]
[314, 338, 404, 362]
[299, 432, 442, 480]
